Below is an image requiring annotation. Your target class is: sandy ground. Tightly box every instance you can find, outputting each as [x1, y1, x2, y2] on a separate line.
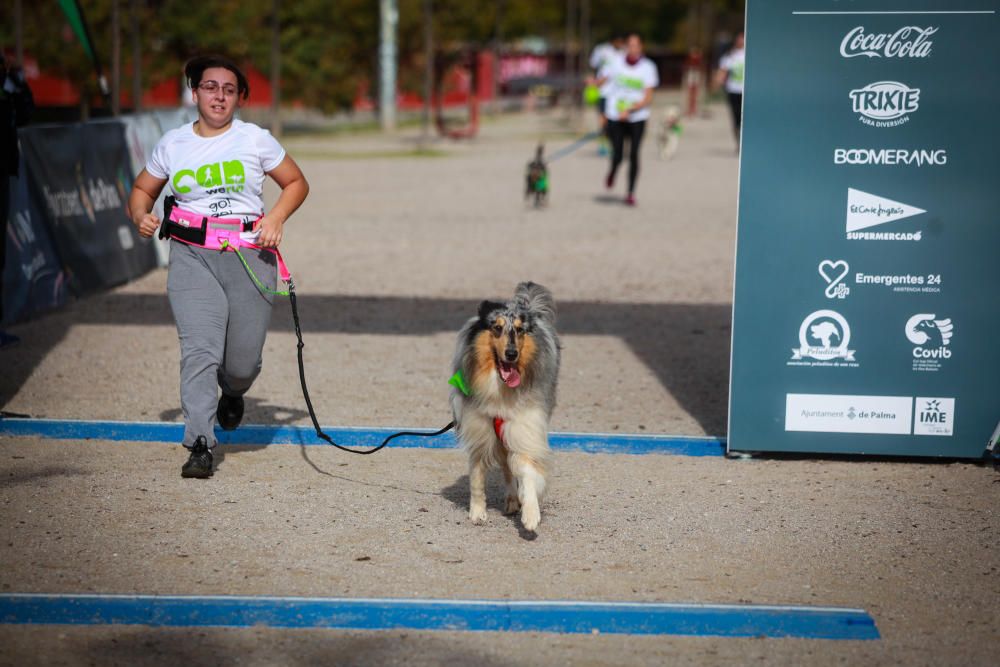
[1, 94, 998, 665]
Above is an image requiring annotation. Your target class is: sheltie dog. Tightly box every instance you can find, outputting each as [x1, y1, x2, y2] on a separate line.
[450, 282, 560, 533]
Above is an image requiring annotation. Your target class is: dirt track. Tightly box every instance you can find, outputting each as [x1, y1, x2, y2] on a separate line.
[1, 95, 998, 665]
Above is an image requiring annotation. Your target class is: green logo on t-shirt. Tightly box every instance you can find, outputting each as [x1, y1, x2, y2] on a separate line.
[730, 62, 745, 84]
[173, 160, 246, 194]
[617, 75, 646, 91]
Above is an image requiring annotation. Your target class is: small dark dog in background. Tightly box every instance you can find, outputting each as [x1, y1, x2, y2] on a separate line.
[525, 144, 548, 208]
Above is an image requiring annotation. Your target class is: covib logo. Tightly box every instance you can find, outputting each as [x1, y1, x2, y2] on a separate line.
[906, 313, 953, 372]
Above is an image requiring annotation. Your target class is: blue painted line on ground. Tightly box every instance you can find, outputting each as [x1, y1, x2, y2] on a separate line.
[0, 594, 879, 639]
[0, 418, 726, 456]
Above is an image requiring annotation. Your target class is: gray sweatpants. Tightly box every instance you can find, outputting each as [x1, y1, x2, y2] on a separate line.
[167, 241, 276, 447]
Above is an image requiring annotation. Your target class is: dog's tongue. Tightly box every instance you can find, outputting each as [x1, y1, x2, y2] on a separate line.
[499, 362, 521, 388]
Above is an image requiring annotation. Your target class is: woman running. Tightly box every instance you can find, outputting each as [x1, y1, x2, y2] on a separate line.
[128, 55, 309, 478]
[600, 33, 659, 206]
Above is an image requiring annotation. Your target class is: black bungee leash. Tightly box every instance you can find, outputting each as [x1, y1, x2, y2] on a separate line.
[286, 284, 456, 454]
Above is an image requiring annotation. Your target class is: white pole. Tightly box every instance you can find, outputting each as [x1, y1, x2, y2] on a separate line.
[379, 0, 398, 131]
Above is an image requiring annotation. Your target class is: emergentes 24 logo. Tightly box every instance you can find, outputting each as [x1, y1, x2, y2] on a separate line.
[850, 81, 920, 127]
[840, 26, 937, 59]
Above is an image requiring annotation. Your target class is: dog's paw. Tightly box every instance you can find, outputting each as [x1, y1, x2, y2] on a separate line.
[520, 504, 540, 532]
[469, 505, 488, 525]
[504, 494, 521, 515]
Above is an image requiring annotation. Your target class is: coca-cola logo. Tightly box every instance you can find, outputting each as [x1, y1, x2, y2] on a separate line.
[840, 26, 937, 58]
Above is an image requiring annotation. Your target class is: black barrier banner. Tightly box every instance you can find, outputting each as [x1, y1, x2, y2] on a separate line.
[19, 122, 157, 295]
[2, 160, 68, 326]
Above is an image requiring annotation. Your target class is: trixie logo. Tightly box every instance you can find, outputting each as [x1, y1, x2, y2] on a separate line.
[850, 81, 920, 123]
[851, 82, 920, 119]
[840, 26, 937, 59]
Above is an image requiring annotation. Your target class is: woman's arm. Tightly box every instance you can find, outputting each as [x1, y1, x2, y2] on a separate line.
[257, 155, 309, 249]
[128, 169, 168, 238]
[626, 87, 655, 117]
[712, 65, 729, 91]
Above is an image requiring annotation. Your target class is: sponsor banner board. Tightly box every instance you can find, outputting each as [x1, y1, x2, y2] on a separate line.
[19, 122, 158, 296]
[2, 157, 69, 326]
[729, 1, 999, 457]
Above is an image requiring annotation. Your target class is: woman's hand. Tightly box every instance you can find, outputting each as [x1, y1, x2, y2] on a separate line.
[259, 155, 309, 248]
[256, 214, 284, 248]
[128, 169, 167, 239]
[134, 212, 161, 238]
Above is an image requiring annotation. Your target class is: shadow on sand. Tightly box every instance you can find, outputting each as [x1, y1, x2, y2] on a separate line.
[1, 292, 730, 436]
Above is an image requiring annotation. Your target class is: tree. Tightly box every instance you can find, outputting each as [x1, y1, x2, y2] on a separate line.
[0, 0, 744, 116]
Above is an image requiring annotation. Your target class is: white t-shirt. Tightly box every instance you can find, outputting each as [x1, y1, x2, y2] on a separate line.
[604, 57, 659, 123]
[146, 118, 286, 223]
[589, 43, 621, 97]
[719, 48, 745, 94]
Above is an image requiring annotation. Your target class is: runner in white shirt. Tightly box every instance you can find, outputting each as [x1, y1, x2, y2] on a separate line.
[714, 31, 745, 150]
[587, 36, 624, 155]
[127, 55, 309, 478]
[598, 34, 659, 206]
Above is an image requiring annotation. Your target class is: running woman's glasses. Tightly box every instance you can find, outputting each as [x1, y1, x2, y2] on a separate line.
[198, 81, 238, 97]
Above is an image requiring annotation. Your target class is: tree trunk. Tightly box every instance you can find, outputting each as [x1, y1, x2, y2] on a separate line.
[131, 0, 142, 111]
[421, 0, 433, 146]
[112, 0, 121, 116]
[270, 0, 282, 138]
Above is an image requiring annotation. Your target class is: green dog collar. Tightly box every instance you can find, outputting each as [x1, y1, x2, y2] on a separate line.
[448, 370, 471, 396]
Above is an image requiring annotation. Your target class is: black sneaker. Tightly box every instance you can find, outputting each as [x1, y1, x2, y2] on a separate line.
[181, 436, 214, 478]
[217, 393, 244, 431]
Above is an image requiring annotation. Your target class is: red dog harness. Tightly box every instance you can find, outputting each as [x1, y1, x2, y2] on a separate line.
[493, 417, 505, 442]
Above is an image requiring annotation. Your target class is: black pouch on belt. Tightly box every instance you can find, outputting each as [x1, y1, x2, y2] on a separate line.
[159, 196, 208, 246]
[158, 196, 175, 240]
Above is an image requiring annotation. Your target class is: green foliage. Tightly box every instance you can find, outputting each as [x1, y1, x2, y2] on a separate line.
[2, 0, 744, 114]
[4, 0, 118, 102]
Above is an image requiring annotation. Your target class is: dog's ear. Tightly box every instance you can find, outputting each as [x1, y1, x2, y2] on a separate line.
[513, 282, 556, 324]
[478, 300, 505, 323]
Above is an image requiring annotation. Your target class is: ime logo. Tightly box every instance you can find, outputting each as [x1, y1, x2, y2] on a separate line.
[919, 400, 947, 424]
[914, 397, 954, 436]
